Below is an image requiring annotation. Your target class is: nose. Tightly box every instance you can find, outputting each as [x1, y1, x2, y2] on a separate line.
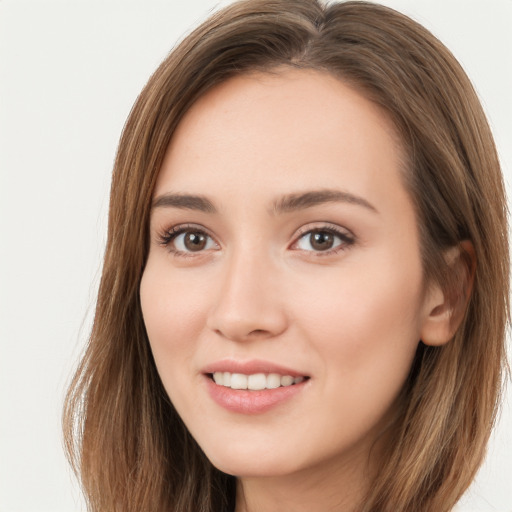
[206, 248, 289, 342]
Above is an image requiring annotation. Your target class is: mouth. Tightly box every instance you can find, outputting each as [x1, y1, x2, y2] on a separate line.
[204, 371, 310, 414]
[207, 372, 309, 390]
[202, 360, 310, 413]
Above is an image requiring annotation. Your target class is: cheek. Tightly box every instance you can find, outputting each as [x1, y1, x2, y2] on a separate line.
[139, 260, 210, 373]
[296, 249, 424, 395]
[285, 262, 423, 457]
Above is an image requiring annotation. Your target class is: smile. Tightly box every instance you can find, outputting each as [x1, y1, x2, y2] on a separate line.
[203, 361, 310, 414]
[211, 372, 306, 390]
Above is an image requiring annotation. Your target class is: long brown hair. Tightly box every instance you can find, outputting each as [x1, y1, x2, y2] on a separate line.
[63, 1, 509, 511]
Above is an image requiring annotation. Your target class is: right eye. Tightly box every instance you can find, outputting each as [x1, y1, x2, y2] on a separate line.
[159, 225, 219, 257]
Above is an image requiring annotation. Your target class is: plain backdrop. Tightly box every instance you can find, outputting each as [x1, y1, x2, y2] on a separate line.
[0, 1, 511, 511]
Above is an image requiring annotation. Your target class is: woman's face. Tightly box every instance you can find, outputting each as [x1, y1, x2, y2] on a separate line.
[140, 69, 435, 480]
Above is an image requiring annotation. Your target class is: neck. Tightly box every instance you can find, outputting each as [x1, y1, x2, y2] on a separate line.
[234, 446, 374, 512]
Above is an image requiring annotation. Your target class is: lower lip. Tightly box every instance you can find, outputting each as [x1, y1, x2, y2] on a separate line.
[205, 376, 308, 414]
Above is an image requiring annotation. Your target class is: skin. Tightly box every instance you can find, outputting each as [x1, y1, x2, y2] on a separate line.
[140, 69, 451, 511]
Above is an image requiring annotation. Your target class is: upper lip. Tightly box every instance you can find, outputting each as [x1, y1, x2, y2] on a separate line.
[202, 359, 308, 377]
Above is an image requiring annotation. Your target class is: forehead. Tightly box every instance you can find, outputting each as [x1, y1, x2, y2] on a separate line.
[155, 69, 409, 220]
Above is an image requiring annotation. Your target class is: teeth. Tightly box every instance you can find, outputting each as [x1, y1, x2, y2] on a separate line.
[212, 372, 306, 390]
[280, 375, 294, 386]
[248, 373, 266, 390]
[267, 373, 281, 389]
[230, 373, 247, 389]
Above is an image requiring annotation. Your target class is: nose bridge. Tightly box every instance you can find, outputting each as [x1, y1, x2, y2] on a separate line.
[207, 242, 288, 341]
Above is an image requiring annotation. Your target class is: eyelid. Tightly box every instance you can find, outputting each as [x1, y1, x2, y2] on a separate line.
[156, 221, 356, 258]
[157, 223, 220, 256]
[290, 223, 356, 255]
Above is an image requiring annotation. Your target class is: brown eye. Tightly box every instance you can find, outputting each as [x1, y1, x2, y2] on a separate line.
[309, 231, 335, 251]
[294, 227, 354, 254]
[167, 229, 217, 254]
[183, 232, 208, 251]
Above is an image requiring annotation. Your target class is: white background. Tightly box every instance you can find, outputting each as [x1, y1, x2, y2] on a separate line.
[0, 1, 511, 511]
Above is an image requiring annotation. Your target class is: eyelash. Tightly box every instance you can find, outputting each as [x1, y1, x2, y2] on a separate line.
[157, 224, 216, 259]
[157, 223, 356, 259]
[292, 224, 355, 257]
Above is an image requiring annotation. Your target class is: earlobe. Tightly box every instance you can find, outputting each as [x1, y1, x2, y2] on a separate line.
[420, 241, 476, 347]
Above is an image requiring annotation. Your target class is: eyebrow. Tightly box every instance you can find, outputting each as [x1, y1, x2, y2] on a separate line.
[151, 189, 378, 215]
[271, 189, 378, 215]
[152, 193, 217, 213]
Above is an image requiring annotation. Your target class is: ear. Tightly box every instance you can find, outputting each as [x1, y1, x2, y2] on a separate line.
[420, 241, 476, 346]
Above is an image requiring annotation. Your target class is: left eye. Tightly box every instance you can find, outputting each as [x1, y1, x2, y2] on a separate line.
[172, 230, 217, 253]
[295, 229, 349, 252]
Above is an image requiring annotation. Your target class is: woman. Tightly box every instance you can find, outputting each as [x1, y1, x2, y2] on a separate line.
[63, 1, 509, 511]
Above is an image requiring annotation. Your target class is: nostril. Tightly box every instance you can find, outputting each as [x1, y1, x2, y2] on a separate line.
[248, 329, 268, 336]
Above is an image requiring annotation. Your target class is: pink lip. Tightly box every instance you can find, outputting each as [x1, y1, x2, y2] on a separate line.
[201, 359, 310, 415]
[201, 358, 307, 377]
[204, 377, 308, 414]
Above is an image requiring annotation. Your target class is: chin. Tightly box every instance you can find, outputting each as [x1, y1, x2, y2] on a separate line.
[199, 436, 306, 478]
[210, 456, 301, 479]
